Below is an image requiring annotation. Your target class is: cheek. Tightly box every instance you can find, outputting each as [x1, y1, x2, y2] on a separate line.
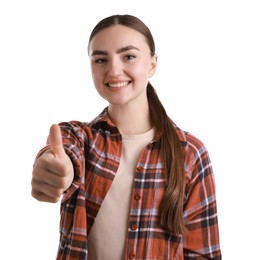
[131, 61, 151, 79]
[91, 68, 102, 84]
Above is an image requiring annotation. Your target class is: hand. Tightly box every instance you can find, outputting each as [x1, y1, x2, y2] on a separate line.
[31, 124, 74, 202]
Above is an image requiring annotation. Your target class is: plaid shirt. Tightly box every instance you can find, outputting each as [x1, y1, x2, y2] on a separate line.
[39, 108, 221, 259]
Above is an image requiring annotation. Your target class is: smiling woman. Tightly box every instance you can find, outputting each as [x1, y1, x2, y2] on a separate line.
[31, 14, 222, 259]
[88, 24, 157, 112]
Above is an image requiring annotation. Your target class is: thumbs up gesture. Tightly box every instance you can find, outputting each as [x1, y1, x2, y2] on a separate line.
[31, 124, 74, 202]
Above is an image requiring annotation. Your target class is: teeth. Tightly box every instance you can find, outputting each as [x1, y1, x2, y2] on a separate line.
[108, 82, 128, 88]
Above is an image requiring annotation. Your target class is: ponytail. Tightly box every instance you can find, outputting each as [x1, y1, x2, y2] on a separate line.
[147, 83, 187, 235]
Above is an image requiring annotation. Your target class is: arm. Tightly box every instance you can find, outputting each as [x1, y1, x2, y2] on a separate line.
[183, 141, 222, 259]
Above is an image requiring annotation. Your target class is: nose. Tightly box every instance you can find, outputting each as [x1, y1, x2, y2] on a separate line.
[107, 58, 123, 77]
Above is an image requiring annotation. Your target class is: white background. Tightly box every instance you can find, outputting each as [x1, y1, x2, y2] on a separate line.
[0, 1, 253, 259]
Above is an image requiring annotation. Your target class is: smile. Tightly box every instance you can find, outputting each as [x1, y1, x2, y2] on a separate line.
[107, 81, 130, 88]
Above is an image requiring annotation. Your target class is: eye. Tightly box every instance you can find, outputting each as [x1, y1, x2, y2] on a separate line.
[124, 54, 136, 61]
[94, 58, 107, 64]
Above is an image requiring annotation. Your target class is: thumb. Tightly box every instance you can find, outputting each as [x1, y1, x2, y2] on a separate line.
[49, 124, 66, 157]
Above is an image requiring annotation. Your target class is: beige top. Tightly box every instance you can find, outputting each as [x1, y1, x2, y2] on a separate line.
[87, 128, 155, 260]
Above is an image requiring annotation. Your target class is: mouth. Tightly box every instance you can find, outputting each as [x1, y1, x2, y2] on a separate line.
[106, 81, 130, 88]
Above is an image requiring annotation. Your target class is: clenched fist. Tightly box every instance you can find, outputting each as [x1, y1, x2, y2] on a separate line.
[31, 124, 74, 203]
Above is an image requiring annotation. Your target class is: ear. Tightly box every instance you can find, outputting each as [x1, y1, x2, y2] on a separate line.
[148, 54, 158, 78]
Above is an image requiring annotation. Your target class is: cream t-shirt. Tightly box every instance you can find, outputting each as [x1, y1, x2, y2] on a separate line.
[87, 128, 154, 260]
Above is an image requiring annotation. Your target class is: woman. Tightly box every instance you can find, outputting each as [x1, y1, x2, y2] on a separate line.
[31, 14, 222, 259]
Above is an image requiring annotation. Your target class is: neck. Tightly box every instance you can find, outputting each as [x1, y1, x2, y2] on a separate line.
[108, 99, 152, 135]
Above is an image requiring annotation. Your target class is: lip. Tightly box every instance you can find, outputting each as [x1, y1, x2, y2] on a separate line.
[106, 81, 131, 88]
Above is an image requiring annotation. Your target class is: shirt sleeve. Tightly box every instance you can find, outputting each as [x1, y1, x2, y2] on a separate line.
[56, 121, 87, 199]
[183, 137, 222, 259]
[56, 121, 90, 258]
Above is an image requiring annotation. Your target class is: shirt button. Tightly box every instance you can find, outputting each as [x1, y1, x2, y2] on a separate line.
[147, 143, 152, 149]
[137, 166, 142, 172]
[129, 252, 135, 259]
[134, 193, 141, 200]
[131, 224, 137, 230]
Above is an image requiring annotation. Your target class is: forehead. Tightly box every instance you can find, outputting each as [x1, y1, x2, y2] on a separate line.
[89, 25, 149, 53]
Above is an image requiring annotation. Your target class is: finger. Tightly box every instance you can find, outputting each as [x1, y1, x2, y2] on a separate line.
[49, 124, 66, 158]
[31, 178, 63, 201]
[31, 189, 61, 203]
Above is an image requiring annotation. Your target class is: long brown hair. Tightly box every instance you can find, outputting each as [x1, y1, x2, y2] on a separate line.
[88, 14, 187, 235]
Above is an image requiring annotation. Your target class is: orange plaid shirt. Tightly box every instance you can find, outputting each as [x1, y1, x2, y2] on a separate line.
[38, 108, 221, 259]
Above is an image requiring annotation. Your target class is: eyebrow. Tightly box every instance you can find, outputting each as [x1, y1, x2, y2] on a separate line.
[90, 45, 140, 56]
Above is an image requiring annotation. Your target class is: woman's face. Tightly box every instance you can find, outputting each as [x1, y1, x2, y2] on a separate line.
[88, 25, 157, 107]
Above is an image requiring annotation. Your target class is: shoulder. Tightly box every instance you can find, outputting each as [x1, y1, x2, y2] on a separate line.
[175, 126, 206, 155]
[175, 126, 213, 182]
[58, 107, 120, 140]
